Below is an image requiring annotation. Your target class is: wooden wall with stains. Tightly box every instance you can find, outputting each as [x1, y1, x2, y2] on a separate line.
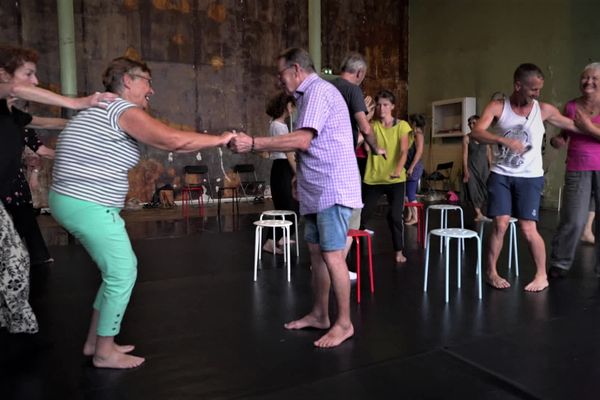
[0, 0, 407, 205]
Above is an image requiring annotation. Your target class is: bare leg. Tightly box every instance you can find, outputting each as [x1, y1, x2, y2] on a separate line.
[83, 309, 135, 356]
[343, 237, 357, 280]
[581, 211, 595, 244]
[520, 220, 549, 292]
[486, 215, 511, 289]
[405, 207, 417, 225]
[314, 249, 354, 348]
[284, 243, 331, 330]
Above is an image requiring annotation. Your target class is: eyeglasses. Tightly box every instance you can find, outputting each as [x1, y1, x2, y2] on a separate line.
[129, 74, 153, 87]
[277, 65, 294, 77]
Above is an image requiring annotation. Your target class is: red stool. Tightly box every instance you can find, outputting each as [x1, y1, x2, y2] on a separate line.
[405, 201, 425, 248]
[181, 185, 205, 218]
[347, 229, 374, 303]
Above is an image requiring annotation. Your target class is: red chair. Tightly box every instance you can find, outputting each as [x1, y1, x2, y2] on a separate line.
[405, 201, 425, 248]
[181, 165, 209, 218]
[347, 229, 374, 303]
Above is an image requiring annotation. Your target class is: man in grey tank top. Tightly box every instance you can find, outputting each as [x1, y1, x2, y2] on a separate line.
[471, 63, 589, 293]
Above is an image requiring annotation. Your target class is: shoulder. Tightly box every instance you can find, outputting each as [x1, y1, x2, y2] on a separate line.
[396, 119, 412, 134]
[539, 101, 560, 118]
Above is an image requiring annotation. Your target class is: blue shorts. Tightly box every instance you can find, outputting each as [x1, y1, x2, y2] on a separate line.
[304, 204, 352, 251]
[486, 172, 544, 221]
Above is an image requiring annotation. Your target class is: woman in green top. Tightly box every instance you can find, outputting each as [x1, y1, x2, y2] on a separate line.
[360, 90, 410, 263]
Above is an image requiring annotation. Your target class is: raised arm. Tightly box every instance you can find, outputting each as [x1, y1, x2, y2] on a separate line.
[118, 107, 234, 152]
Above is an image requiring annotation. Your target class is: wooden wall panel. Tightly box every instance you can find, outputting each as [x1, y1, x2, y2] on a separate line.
[1, 0, 408, 205]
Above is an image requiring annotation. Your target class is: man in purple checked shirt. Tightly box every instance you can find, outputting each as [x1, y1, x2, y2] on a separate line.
[229, 48, 362, 348]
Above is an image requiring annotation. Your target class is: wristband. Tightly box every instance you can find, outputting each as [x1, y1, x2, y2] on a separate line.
[251, 136, 255, 152]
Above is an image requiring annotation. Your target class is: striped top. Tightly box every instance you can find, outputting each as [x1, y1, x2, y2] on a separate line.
[51, 99, 140, 207]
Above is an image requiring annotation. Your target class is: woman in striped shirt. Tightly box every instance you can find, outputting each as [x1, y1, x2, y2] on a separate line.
[50, 57, 235, 369]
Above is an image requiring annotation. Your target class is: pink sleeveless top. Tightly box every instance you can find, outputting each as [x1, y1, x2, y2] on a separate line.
[564, 100, 600, 171]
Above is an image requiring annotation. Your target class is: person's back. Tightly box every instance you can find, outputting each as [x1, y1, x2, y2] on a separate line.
[330, 76, 366, 148]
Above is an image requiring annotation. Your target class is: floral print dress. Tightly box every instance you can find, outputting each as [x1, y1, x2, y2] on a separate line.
[0, 202, 38, 333]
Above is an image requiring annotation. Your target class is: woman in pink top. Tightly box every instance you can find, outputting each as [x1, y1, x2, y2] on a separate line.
[549, 62, 600, 278]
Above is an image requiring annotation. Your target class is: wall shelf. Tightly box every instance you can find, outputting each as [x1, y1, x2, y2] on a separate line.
[431, 97, 476, 138]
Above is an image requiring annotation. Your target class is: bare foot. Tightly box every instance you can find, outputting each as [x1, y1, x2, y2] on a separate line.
[277, 238, 296, 246]
[314, 323, 354, 348]
[83, 342, 135, 357]
[581, 234, 595, 244]
[395, 251, 407, 263]
[262, 240, 283, 254]
[485, 273, 511, 289]
[93, 351, 145, 369]
[524, 276, 549, 292]
[284, 313, 330, 330]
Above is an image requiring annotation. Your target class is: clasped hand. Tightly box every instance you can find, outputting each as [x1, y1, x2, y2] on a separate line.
[227, 131, 252, 153]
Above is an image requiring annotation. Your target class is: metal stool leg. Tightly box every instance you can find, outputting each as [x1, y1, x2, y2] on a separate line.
[457, 237, 461, 288]
[424, 232, 432, 292]
[445, 236, 450, 303]
[254, 226, 261, 281]
[476, 236, 483, 299]
[367, 234, 374, 293]
[355, 236, 361, 303]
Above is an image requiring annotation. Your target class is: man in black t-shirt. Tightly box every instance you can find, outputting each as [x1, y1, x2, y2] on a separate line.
[331, 53, 386, 272]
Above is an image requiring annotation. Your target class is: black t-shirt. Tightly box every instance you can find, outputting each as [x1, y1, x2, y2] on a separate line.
[0, 99, 33, 198]
[331, 77, 368, 148]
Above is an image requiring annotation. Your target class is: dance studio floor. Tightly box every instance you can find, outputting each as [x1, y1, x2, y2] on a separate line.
[2, 205, 600, 400]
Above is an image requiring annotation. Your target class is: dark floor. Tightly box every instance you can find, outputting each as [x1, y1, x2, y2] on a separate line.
[2, 205, 600, 400]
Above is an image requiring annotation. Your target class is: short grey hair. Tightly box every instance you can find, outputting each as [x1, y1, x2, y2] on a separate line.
[582, 62, 600, 74]
[278, 48, 315, 73]
[340, 52, 367, 74]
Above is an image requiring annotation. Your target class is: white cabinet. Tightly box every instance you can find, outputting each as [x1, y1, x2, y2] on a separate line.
[431, 97, 476, 138]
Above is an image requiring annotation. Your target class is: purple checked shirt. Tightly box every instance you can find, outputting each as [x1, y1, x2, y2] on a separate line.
[293, 73, 363, 215]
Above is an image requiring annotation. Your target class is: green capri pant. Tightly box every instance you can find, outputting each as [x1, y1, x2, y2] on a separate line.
[49, 191, 137, 336]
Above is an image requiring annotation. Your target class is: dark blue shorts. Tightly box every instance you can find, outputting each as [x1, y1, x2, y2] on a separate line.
[486, 172, 544, 221]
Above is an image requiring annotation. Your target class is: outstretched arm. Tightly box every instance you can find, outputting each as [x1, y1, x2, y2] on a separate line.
[0, 82, 117, 109]
[229, 129, 314, 153]
[118, 107, 235, 152]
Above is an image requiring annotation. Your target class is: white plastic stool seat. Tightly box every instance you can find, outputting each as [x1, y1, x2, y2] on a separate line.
[425, 204, 465, 253]
[253, 219, 293, 282]
[424, 228, 482, 303]
[260, 210, 299, 261]
[478, 216, 519, 276]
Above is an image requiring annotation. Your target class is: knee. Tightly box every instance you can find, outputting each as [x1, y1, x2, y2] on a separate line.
[519, 222, 539, 240]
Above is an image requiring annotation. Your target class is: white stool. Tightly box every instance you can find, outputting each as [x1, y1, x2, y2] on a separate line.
[425, 204, 465, 253]
[478, 217, 519, 276]
[424, 228, 482, 303]
[253, 219, 292, 282]
[260, 210, 299, 261]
